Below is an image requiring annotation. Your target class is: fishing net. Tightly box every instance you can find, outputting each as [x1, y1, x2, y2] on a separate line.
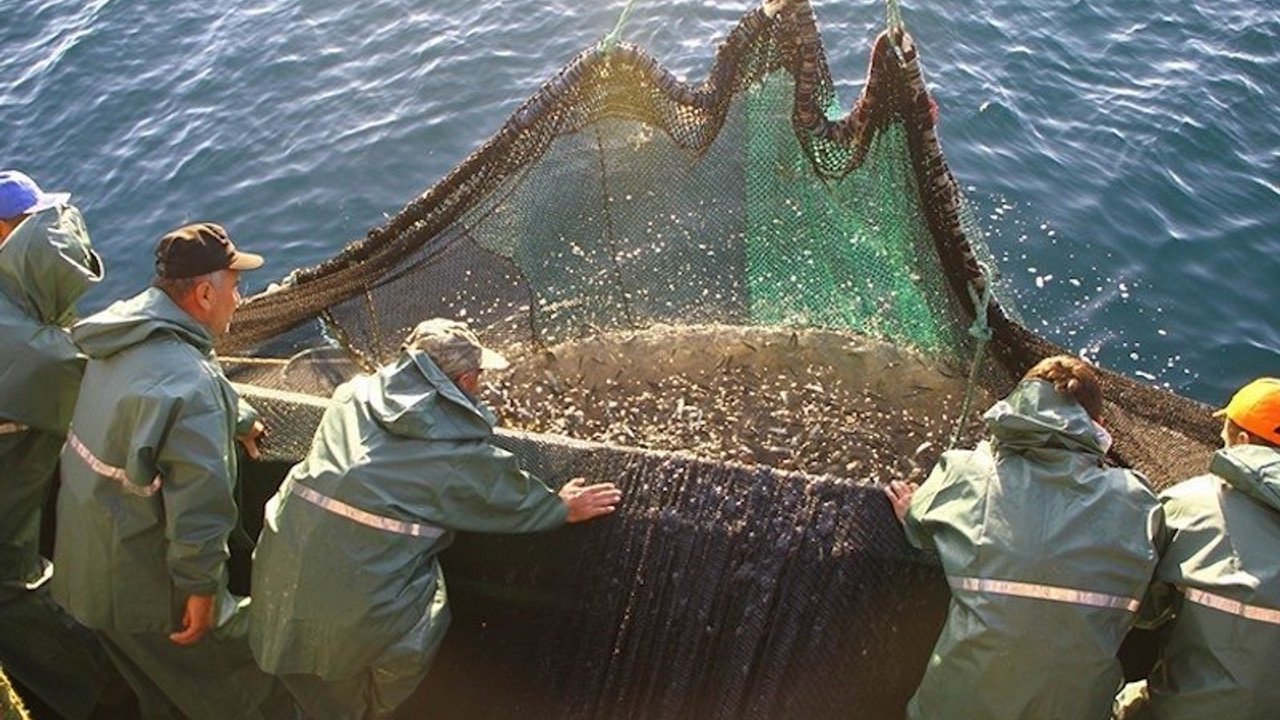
[220, 1, 1219, 717]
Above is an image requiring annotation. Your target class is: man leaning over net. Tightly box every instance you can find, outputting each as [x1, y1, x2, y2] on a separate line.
[249, 318, 622, 720]
[885, 355, 1164, 719]
[1114, 377, 1280, 720]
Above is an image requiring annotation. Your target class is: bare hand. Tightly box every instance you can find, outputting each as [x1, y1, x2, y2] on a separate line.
[763, 0, 789, 19]
[559, 477, 622, 523]
[884, 480, 918, 525]
[237, 420, 267, 461]
[169, 594, 215, 645]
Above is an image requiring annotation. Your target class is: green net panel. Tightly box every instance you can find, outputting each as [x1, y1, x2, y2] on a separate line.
[219, 2, 1221, 717]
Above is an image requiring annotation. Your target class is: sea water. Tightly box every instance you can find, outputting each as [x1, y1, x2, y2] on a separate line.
[2, 0, 1276, 404]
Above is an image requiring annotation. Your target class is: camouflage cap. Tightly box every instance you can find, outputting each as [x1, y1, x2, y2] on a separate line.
[403, 318, 509, 378]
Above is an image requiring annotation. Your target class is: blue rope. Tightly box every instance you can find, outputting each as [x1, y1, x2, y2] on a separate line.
[949, 263, 994, 450]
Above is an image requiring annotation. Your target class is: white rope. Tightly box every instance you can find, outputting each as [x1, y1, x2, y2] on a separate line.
[948, 263, 994, 450]
[218, 356, 290, 367]
[230, 382, 336, 410]
[885, 0, 904, 32]
[601, 0, 641, 53]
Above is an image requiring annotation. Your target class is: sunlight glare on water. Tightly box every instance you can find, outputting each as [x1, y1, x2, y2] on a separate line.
[1, 0, 1276, 403]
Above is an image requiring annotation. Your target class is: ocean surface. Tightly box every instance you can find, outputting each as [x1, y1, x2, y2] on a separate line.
[2, 0, 1277, 406]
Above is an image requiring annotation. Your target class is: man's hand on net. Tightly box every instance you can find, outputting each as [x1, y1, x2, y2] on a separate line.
[237, 420, 267, 461]
[763, 0, 789, 19]
[884, 480, 918, 525]
[560, 477, 623, 523]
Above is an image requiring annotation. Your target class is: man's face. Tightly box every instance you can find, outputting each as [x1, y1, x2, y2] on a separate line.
[0, 215, 25, 244]
[204, 269, 242, 338]
[1220, 418, 1240, 448]
[454, 369, 482, 397]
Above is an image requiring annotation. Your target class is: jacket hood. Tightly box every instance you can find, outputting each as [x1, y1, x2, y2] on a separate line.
[366, 349, 497, 441]
[984, 378, 1109, 457]
[0, 206, 103, 325]
[1211, 444, 1280, 512]
[72, 287, 214, 359]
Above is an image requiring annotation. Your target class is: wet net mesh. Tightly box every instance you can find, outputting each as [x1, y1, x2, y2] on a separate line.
[220, 2, 1220, 717]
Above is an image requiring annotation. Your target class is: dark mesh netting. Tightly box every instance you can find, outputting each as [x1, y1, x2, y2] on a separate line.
[220, 1, 1220, 717]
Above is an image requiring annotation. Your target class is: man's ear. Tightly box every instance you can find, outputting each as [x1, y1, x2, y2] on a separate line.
[453, 369, 481, 392]
[194, 279, 216, 311]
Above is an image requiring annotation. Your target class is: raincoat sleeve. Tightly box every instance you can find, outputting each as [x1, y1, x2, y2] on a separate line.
[3, 324, 85, 433]
[428, 440, 569, 533]
[235, 396, 261, 437]
[1134, 486, 1175, 629]
[902, 449, 981, 552]
[147, 397, 236, 597]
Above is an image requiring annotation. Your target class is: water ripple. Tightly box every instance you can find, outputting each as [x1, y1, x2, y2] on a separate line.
[1, 0, 1276, 402]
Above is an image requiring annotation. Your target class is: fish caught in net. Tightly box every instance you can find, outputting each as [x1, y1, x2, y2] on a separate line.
[221, 1, 1219, 717]
[483, 324, 989, 478]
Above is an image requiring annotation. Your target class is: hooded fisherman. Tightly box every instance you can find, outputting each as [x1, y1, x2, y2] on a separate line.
[51, 223, 291, 720]
[0, 170, 118, 718]
[1114, 377, 1280, 719]
[249, 318, 623, 720]
[885, 355, 1164, 719]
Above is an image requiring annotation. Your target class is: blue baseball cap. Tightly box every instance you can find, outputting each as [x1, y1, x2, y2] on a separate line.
[0, 170, 71, 220]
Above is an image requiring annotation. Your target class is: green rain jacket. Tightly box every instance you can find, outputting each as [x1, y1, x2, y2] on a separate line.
[250, 349, 568, 683]
[52, 287, 247, 633]
[904, 379, 1163, 720]
[0, 206, 102, 589]
[1145, 444, 1280, 720]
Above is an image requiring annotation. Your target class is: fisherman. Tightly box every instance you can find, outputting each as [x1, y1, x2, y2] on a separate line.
[884, 355, 1163, 719]
[0, 170, 118, 718]
[249, 318, 623, 720]
[51, 223, 288, 720]
[1114, 377, 1280, 720]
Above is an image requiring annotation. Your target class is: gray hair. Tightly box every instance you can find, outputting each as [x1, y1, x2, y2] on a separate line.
[152, 269, 225, 300]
